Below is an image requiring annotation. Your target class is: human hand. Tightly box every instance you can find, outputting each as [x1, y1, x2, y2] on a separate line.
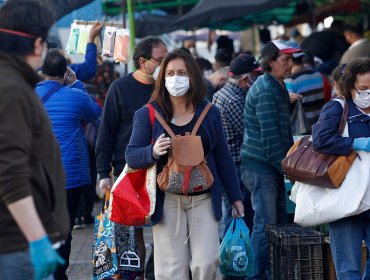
[64, 67, 77, 85]
[289, 93, 302, 103]
[152, 133, 171, 159]
[88, 21, 103, 43]
[231, 200, 245, 218]
[29, 235, 65, 280]
[99, 178, 112, 194]
[353, 138, 370, 152]
[37, 71, 46, 81]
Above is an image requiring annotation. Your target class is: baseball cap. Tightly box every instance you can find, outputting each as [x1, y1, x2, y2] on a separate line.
[228, 54, 260, 76]
[284, 40, 304, 58]
[261, 40, 301, 58]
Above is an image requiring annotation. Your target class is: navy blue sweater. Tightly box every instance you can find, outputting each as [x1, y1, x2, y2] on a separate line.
[125, 100, 243, 224]
[96, 73, 154, 178]
[312, 98, 369, 155]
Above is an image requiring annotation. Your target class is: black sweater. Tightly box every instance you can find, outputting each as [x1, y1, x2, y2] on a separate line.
[96, 73, 154, 178]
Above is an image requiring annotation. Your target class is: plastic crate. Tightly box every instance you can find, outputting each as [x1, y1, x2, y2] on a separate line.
[266, 224, 324, 280]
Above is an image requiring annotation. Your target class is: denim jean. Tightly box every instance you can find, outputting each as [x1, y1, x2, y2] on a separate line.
[241, 168, 288, 280]
[0, 251, 54, 280]
[329, 210, 370, 280]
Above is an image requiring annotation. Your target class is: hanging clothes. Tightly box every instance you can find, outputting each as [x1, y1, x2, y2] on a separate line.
[66, 22, 80, 54]
[102, 26, 117, 57]
[113, 29, 130, 63]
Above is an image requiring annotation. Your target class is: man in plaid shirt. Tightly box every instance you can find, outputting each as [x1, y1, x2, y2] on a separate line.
[212, 54, 260, 239]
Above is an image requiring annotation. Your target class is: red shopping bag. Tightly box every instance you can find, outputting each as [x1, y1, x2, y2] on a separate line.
[108, 104, 156, 226]
[108, 164, 156, 226]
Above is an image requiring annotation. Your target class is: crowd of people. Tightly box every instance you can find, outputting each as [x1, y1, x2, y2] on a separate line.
[0, 1, 370, 280]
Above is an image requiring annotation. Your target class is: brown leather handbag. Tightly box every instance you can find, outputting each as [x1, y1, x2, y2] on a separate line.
[281, 97, 357, 188]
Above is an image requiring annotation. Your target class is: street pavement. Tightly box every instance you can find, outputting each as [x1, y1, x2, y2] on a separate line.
[66, 199, 225, 280]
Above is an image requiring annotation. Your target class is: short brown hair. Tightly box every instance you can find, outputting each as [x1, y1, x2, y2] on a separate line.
[150, 49, 206, 122]
[339, 57, 370, 98]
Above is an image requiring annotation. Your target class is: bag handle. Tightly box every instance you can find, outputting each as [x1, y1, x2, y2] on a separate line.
[191, 103, 212, 136]
[103, 190, 110, 212]
[337, 96, 348, 134]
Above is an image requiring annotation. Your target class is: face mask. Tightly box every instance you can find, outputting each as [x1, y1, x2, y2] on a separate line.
[353, 89, 370, 109]
[152, 66, 160, 81]
[165, 75, 190, 97]
[204, 69, 213, 77]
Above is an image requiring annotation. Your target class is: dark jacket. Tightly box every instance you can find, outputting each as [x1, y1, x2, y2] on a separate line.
[312, 98, 366, 156]
[125, 100, 243, 224]
[0, 53, 69, 254]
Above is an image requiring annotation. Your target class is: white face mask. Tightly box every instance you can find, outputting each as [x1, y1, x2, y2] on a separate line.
[353, 89, 370, 109]
[152, 66, 160, 81]
[165, 75, 190, 97]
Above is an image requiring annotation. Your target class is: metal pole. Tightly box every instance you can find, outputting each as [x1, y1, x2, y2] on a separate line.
[127, 0, 136, 71]
[122, 0, 128, 75]
[122, 0, 126, 28]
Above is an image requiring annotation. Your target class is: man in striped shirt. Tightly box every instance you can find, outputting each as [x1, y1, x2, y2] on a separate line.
[240, 40, 299, 279]
[285, 51, 326, 134]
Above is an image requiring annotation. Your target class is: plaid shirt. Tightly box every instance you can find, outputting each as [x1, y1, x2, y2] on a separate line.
[212, 81, 247, 165]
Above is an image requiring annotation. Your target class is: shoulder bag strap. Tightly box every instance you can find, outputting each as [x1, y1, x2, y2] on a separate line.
[146, 104, 156, 144]
[153, 109, 177, 139]
[41, 84, 62, 104]
[337, 96, 348, 134]
[191, 103, 212, 136]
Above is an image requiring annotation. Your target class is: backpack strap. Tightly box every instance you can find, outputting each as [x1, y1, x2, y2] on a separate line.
[191, 103, 212, 135]
[153, 110, 177, 139]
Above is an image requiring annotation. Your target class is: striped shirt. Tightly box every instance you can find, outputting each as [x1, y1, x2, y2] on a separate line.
[212, 81, 247, 164]
[241, 73, 293, 174]
[284, 67, 326, 131]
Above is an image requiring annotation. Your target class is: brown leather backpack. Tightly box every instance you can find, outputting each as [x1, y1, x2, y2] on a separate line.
[154, 103, 214, 195]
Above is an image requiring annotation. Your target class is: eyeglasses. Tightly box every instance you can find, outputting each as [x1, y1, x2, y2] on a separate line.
[354, 88, 370, 98]
[150, 57, 163, 64]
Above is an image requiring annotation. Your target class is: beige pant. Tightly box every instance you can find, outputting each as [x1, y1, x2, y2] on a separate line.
[153, 192, 220, 280]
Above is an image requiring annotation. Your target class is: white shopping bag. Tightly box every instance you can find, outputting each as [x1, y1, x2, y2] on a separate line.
[290, 150, 370, 227]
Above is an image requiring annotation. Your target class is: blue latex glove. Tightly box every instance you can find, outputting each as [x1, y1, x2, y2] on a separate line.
[29, 235, 65, 280]
[353, 138, 370, 152]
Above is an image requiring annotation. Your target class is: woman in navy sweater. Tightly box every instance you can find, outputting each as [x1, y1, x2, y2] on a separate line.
[126, 49, 244, 280]
[312, 57, 370, 280]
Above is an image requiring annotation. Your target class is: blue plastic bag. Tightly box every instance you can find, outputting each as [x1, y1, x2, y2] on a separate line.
[219, 218, 254, 277]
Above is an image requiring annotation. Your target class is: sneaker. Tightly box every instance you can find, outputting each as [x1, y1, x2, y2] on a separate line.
[73, 217, 84, 230]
